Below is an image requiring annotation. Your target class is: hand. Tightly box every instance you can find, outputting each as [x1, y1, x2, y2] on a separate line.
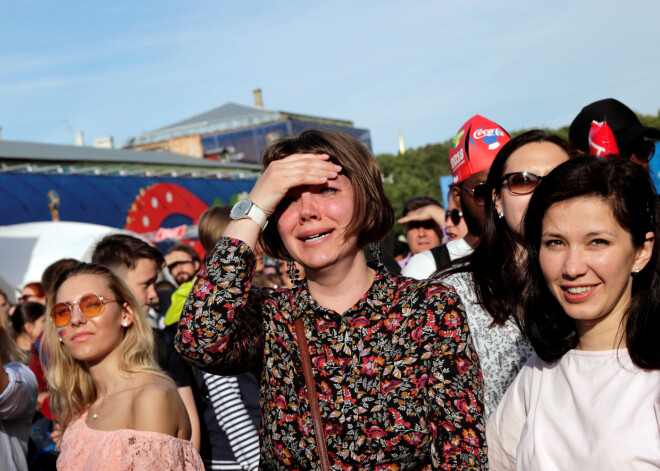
[248, 154, 342, 217]
[398, 205, 446, 226]
[50, 422, 62, 443]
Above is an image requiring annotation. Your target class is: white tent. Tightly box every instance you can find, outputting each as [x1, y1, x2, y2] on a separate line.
[0, 221, 134, 302]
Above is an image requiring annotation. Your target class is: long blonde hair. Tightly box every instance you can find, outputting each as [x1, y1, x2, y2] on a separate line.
[41, 263, 170, 431]
[0, 311, 28, 364]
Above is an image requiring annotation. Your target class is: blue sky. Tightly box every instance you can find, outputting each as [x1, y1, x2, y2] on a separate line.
[1, 1, 659, 155]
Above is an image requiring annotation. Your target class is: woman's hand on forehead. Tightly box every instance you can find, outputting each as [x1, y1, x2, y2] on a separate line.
[249, 154, 342, 217]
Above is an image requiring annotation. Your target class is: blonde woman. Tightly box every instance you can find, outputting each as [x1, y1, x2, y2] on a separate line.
[42, 263, 203, 470]
[1, 305, 39, 471]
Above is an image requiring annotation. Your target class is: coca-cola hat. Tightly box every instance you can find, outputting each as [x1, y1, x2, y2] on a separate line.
[449, 115, 510, 184]
[569, 98, 660, 154]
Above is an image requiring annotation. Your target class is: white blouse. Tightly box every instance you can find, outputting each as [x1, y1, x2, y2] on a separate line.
[441, 271, 533, 418]
[487, 349, 660, 470]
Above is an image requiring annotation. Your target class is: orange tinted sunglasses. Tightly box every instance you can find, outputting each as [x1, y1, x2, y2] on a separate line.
[50, 293, 119, 327]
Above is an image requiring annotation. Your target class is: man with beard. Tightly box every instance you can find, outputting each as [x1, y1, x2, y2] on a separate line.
[404, 115, 510, 279]
[165, 244, 201, 286]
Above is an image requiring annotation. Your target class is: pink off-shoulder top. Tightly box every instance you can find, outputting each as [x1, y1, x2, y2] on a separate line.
[57, 412, 204, 471]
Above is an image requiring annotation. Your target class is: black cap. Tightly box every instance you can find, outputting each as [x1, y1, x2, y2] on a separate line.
[569, 98, 660, 154]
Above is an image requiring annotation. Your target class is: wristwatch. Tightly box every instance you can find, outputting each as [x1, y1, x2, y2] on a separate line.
[230, 198, 268, 231]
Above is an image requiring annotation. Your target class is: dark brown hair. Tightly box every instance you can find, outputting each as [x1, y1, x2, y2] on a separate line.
[92, 234, 164, 271]
[402, 196, 442, 217]
[260, 130, 394, 260]
[166, 243, 201, 263]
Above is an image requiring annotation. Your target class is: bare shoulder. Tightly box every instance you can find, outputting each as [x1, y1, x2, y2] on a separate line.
[131, 373, 190, 438]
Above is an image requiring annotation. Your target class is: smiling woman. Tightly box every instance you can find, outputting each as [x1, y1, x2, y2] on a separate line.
[176, 130, 487, 469]
[487, 157, 660, 470]
[42, 263, 203, 470]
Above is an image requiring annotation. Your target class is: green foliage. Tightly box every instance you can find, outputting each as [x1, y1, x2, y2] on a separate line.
[375, 110, 658, 239]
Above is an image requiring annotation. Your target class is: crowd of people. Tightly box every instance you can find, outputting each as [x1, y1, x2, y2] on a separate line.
[1, 97, 659, 470]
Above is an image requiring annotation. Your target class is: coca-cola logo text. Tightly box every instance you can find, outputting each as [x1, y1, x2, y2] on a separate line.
[472, 128, 504, 140]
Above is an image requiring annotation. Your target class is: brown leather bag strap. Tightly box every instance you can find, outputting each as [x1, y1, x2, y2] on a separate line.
[294, 317, 331, 471]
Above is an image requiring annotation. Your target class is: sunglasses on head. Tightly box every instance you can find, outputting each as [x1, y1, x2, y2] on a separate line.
[502, 172, 544, 195]
[459, 182, 489, 205]
[625, 140, 656, 163]
[445, 209, 463, 225]
[50, 293, 119, 328]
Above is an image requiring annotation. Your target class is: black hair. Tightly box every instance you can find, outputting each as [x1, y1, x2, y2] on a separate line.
[521, 156, 660, 369]
[11, 301, 45, 336]
[438, 130, 579, 326]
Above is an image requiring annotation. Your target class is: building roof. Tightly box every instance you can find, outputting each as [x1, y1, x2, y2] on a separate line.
[0, 139, 259, 170]
[124, 102, 355, 148]
[125, 103, 282, 147]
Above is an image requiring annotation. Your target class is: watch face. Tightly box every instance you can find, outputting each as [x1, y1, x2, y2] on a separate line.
[231, 199, 252, 220]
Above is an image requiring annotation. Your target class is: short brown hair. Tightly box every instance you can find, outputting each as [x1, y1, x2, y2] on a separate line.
[197, 206, 232, 254]
[260, 130, 394, 260]
[166, 243, 200, 263]
[92, 234, 164, 272]
[402, 196, 442, 217]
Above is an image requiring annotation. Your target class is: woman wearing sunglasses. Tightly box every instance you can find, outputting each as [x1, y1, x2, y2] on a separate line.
[436, 130, 579, 418]
[42, 263, 203, 470]
[488, 157, 660, 469]
[176, 130, 487, 469]
[445, 189, 469, 241]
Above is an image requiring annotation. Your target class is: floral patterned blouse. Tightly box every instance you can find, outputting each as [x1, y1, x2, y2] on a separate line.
[175, 238, 487, 470]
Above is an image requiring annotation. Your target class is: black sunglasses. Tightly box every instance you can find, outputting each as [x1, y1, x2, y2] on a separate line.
[459, 182, 489, 205]
[445, 209, 463, 225]
[501, 172, 543, 195]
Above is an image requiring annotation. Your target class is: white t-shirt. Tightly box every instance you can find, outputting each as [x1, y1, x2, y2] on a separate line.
[403, 238, 472, 280]
[487, 350, 660, 471]
[0, 362, 39, 471]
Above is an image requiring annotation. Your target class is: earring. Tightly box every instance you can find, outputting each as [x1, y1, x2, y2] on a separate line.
[368, 241, 382, 266]
[122, 322, 128, 327]
[498, 212, 504, 219]
[635, 266, 640, 274]
[59, 337, 63, 343]
[286, 258, 299, 283]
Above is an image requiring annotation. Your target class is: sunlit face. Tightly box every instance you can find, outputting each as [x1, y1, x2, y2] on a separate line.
[276, 174, 359, 275]
[55, 274, 133, 364]
[495, 142, 569, 235]
[167, 250, 200, 284]
[539, 197, 652, 341]
[119, 258, 159, 313]
[405, 213, 443, 254]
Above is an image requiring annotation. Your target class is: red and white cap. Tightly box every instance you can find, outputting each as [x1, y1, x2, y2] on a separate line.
[588, 120, 620, 157]
[448, 115, 510, 184]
